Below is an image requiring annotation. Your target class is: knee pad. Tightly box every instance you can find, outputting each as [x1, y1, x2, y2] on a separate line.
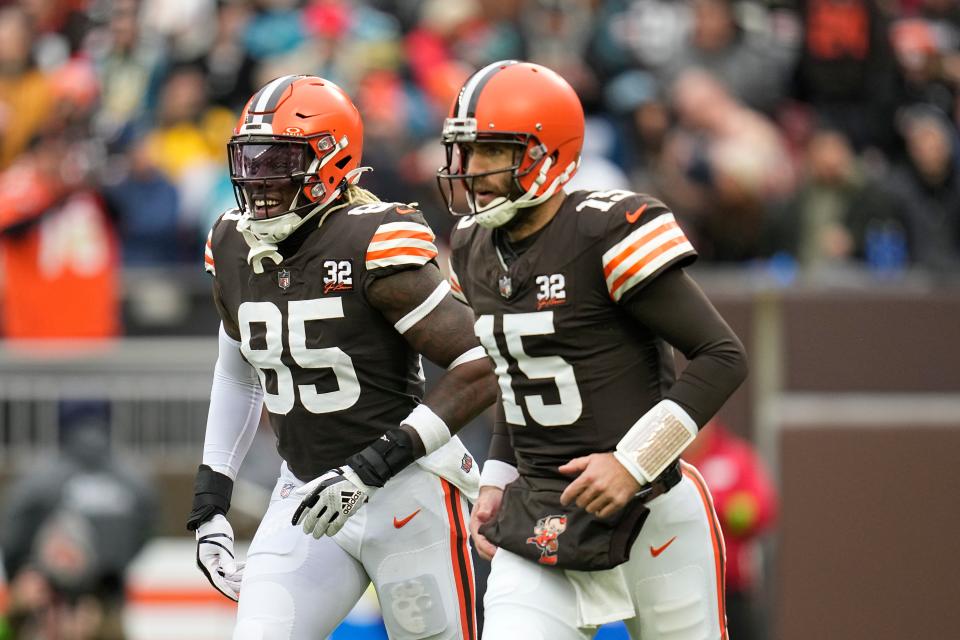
[634, 564, 712, 639]
[379, 573, 449, 639]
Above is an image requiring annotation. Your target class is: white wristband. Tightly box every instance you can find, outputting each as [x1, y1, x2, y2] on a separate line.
[479, 460, 519, 489]
[402, 403, 451, 455]
[615, 400, 698, 485]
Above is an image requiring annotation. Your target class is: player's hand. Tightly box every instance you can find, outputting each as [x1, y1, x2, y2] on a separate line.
[195, 514, 245, 601]
[470, 486, 503, 561]
[291, 466, 374, 538]
[559, 453, 642, 519]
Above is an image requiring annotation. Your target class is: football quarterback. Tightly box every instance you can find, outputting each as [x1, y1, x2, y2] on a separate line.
[440, 61, 748, 639]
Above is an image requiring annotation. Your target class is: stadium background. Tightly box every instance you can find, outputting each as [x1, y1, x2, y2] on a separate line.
[0, 0, 958, 638]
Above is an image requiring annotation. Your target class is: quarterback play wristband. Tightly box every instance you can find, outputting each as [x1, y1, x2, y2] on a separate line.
[402, 403, 451, 455]
[614, 400, 698, 485]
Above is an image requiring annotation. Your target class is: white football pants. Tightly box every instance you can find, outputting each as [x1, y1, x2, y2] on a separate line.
[482, 462, 727, 640]
[233, 461, 476, 640]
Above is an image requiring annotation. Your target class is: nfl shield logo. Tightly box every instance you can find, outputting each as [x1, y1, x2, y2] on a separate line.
[498, 274, 513, 299]
[280, 482, 296, 498]
[460, 454, 473, 474]
[278, 269, 291, 290]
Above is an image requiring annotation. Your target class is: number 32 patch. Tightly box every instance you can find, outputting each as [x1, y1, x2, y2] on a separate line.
[323, 259, 353, 294]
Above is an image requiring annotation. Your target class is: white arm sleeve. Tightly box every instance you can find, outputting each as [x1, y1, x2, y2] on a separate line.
[201, 324, 264, 480]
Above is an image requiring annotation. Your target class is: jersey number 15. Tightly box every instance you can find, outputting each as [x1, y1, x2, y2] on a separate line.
[475, 311, 582, 427]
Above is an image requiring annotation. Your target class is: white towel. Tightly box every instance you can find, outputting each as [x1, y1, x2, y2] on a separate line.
[565, 564, 636, 628]
[415, 436, 480, 502]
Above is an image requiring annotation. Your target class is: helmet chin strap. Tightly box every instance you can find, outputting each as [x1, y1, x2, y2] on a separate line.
[473, 156, 580, 229]
[236, 186, 342, 274]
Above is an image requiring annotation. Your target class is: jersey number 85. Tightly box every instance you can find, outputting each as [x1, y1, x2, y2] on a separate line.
[238, 299, 360, 414]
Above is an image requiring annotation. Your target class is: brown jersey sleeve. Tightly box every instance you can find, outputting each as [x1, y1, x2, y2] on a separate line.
[361, 206, 439, 292]
[597, 193, 697, 304]
[205, 213, 241, 340]
[203, 227, 215, 276]
[621, 267, 748, 427]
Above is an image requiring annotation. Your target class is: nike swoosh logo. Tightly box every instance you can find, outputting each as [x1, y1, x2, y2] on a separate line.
[395, 207, 417, 215]
[625, 203, 648, 224]
[650, 536, 677, 558]
[393, 509, 422, 528]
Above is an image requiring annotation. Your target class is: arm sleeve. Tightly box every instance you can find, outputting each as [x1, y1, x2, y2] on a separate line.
[201, 324, 264, 479]
[487, 403, 517, 466]
[622, 268, 748, 427]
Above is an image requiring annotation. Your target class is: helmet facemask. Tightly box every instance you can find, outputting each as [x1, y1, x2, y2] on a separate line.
[228, 132, 349, 243]
[437, 117, 557, 229]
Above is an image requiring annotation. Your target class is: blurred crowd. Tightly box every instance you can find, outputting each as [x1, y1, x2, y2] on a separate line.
[0, 0, 959, 338]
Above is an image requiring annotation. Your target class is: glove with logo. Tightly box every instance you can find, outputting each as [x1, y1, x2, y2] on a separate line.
[195, 514, 244, 601]
[292, 466, 375, 538]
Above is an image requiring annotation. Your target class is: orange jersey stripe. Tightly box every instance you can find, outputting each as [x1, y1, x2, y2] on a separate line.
[365, 246, 438, 262]
[204, 255, 215, 265]
[609, 235, 689, 297]
[370, 229, 434, 243]
[441, 478, 476, 640]
[451, 483, 476, 637]
[681, 462, 728, 639]
[602, 220, 680, 278]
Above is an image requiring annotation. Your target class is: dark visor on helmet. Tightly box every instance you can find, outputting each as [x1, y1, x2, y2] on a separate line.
[228, 140, 312, 181]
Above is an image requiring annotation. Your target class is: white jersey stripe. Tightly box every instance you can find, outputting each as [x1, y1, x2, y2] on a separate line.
[609, 242, 695, 301]
[372, 221, 437, 238]
[367, 237, 438, 254]
[604, 226, 687, 290]
[601, 213, 679, 269]
[365, 253, 436, 270]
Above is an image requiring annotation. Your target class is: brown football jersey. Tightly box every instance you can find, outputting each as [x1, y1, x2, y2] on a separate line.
[204, 201, 438, 480]
[449, 189, 697, 479]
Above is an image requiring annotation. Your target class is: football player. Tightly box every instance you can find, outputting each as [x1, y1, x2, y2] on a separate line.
[187, 75, 497, 640]
[438, 61, 748, 639]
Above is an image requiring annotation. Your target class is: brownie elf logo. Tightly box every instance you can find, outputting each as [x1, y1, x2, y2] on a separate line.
[526, 514, 567, 565]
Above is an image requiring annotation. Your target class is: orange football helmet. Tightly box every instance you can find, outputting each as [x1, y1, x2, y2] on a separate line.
[437, 60, 584, 228]
[228, 75, 363, 224]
